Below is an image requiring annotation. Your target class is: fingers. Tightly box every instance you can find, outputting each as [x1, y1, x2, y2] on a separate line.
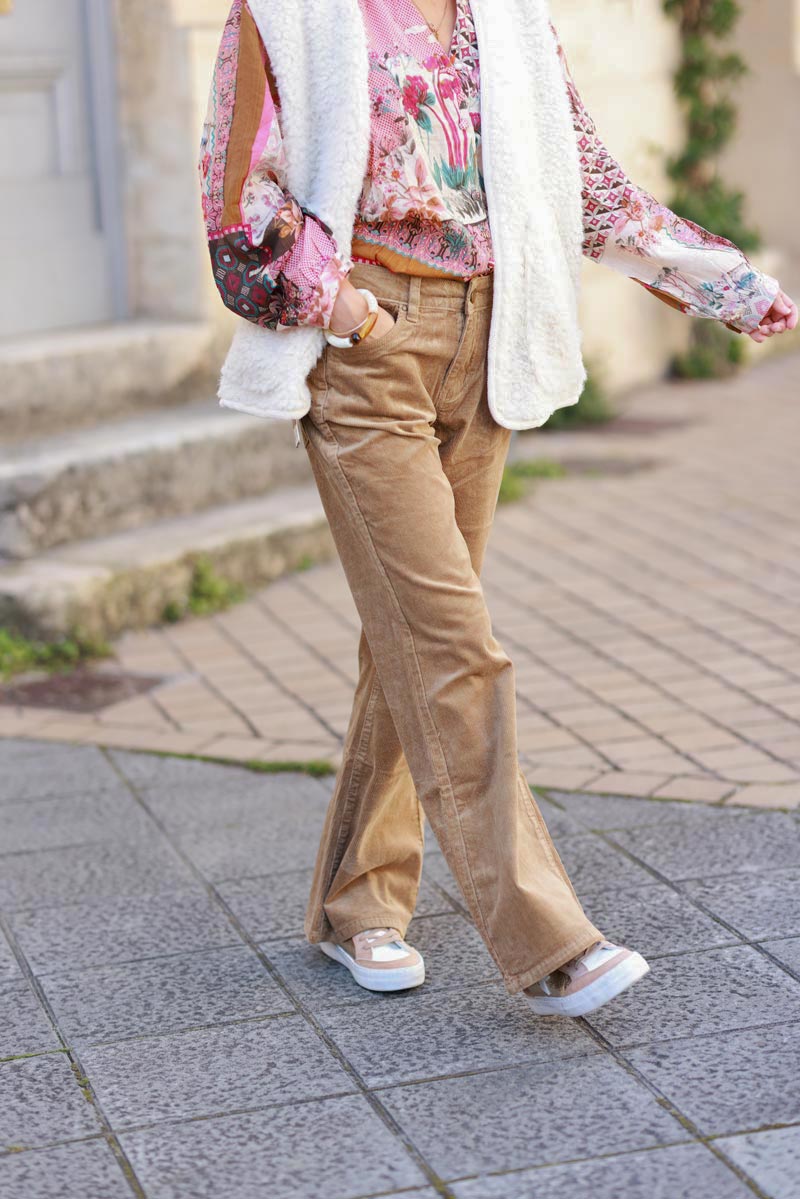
[748, 290, 798, 341]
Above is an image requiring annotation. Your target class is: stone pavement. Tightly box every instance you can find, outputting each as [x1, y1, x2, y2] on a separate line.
[2, 351, 800, 810]
[1, 739, 799, 1198]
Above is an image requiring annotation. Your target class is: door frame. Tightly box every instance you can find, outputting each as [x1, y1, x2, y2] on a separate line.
[83, 0, 128, 320]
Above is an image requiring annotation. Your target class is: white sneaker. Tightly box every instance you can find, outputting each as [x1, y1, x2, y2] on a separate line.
[319, 927, 425, 992]
[524, 939, 650, 1017]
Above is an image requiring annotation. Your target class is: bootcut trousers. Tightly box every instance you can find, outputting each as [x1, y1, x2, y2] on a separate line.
[299, 260, 601, 994]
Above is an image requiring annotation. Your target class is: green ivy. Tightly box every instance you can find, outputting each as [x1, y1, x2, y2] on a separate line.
[662, 0, 761, 377]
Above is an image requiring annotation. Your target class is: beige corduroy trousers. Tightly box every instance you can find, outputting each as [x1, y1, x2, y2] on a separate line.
[299, 261, 601, 994]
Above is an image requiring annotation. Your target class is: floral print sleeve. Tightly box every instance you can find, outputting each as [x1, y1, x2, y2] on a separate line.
[199, 0, 349, 329]
[551, 24, 780, 335]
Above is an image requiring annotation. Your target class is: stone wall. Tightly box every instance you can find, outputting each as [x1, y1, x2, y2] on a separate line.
[113, 0, 234, 329]
[552, 0, 689, 392]
[719, 0, 800, 280]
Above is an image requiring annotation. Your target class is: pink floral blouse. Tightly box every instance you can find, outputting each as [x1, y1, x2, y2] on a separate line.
[199, 0, 779, 334]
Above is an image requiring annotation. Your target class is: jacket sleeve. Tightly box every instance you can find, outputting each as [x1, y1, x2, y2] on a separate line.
[198, 0, 349, 329]
[550, 23, 780, 335]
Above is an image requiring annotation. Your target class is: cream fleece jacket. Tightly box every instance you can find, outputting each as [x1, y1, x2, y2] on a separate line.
[218, 0, 587, 431]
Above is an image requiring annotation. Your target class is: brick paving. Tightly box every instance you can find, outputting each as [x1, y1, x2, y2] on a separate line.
[1, 741, 799, 1198]
[3, 351, 799, 810]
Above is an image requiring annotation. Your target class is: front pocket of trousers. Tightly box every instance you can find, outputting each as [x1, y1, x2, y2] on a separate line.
[326, 299, 411, 365]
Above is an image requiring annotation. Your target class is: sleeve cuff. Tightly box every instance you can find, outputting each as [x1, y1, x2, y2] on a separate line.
[724, 270, 782, 335]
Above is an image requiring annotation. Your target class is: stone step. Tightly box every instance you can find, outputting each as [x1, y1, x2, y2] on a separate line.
[0, 399, 310, 558]
[0, 319, 221, 442]
[0, 483, 334, 641]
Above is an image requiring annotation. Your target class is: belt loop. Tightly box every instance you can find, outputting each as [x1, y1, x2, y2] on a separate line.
[465, 276, 476, 314]
[407, 275, 421, 324]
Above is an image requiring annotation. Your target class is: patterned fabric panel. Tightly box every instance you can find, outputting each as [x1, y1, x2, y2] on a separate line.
[199, 0, 346, 329]
[553, 29, 779, 333]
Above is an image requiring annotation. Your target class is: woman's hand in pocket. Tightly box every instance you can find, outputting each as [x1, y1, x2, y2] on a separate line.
[370, 305, 397, 341]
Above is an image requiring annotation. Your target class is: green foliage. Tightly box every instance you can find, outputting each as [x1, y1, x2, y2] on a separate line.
[662, 0, 760, 376]
[0, 629, 110, 682]
[498, 458, 566, 505]
[544, 368, 615, 431]
[670, 318, 745, 378]
[665, 178, 759, 254]
[162, 556, 246, 624]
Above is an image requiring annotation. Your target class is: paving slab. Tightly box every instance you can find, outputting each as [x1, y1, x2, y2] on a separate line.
[450, 1142, 754, 1199]
[111, 756, 331, 879]
[80, 1016, 354, 1128]
[609, 810, 800, 881]
[39, 946, 293, 1045]
[0, 1139, 132, 1199]
[580, 881, 738, 959]
[0, 932, 20, 983]
[683, 870, 800, 940]
[0, 789, 151, 855]
[7, 887, 238, 975]
[217, 868, 320, 940]
[627, 1021, 800, 1136]
[760, 936, 800, 976]
[551, 834, 658, 893]
[717, 1126, 800, 1199]
[120, 1095, 426, 1199]
[220, 868, 455, 943]
[0, 1053, 102, 1149]
[317, 983, 594, 1087]
[262, 915, 495, 1011]
[175, 814, 328, 881]
[530, 793, 587, 839]
[585, 945, 800, 1047]
[380, 1054, 689, 1179]
[0, 740, 123, 803]
[546, 789, 712, 831]
[0, 980, 59, 1059]
[0, 840, 195, 913]
[420, 852, 463, 905]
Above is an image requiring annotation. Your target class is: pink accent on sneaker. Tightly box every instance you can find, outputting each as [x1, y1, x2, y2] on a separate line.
[319, 928, 425, 992]
[525, 939, 650, 1017]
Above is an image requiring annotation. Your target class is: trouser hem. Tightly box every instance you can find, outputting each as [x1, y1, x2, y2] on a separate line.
[502, 925, 604, 996]
[309, 911, 412, 946]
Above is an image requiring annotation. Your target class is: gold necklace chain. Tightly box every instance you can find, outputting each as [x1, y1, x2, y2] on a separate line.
[425, 0, 450, 36]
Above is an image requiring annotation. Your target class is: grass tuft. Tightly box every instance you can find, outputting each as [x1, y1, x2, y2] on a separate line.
[498, 458, 567, 504]
[162, 556, 246, 624]
[0, 630, 110, 683]
[542, 369, 615, 431]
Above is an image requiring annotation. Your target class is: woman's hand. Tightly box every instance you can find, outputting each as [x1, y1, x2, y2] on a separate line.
[369, 305, 397, 340]
[330, 277, 396, 341]
[748, 289, 798, 343]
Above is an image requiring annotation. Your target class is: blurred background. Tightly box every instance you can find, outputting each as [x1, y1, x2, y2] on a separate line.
[0, 0, 798, 655]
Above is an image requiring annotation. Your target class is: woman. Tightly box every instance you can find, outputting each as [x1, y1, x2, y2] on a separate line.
[200, 0, 797, 1017]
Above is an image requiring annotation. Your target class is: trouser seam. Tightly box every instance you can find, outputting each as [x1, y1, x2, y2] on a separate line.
[308, 676, 382, 940]
[315, 421, 506, 974]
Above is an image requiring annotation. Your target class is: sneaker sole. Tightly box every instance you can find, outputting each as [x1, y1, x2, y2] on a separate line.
[527, 952, 650, 1018]
[319, 941, 425, 992]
